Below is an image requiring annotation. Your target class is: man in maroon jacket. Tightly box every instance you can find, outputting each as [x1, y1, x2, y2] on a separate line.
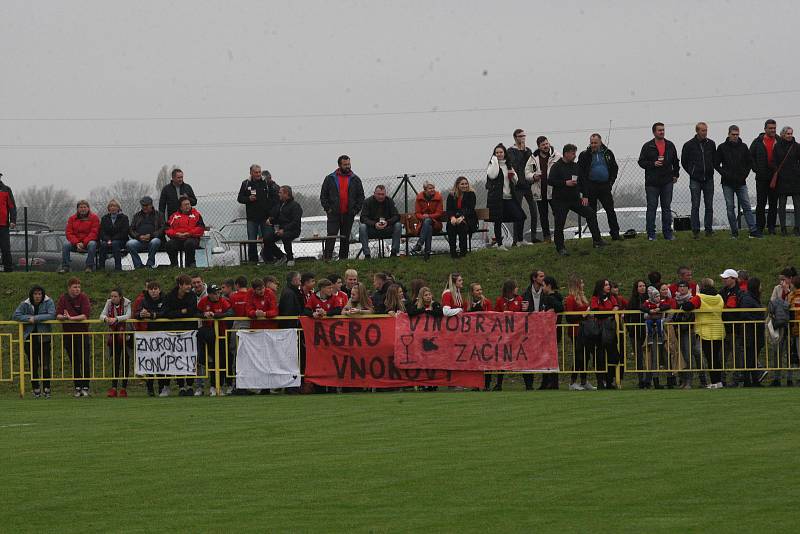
[0, 173, 17, 273]
[56, 277, 92, 397]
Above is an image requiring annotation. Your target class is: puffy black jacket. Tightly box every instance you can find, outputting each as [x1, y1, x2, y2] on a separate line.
[320, 171, 365, 217]
[749, 133, 777, 180]
[269, 199, 303, 239]
[445, 191, 478, 232]
[507, 145, 534, 192]
[547, 159, 583, 204]
[237, 178, 279, 221]
[638, 138, 680, 186]
[714, 138, 753, 187]
[577, 145, 619, 187]
[360, 196, 399, 227]
[681, 136, 716, 182]
[99, 213, 130, 243]
[772, 137, 800, 195]
[158, 182, 197, 221]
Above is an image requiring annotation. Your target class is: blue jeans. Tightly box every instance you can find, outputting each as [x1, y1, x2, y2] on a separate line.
[689, 179, 714, 234]
[62, 241, 97, 270]
[126, 237, 162, 268]
[359, 222, 402, 257]
[415, 217, 435, 254]
[645, 183, 674, 239]
[722, 184, 757, 235]
[246, 219, 269, 263]
[99, 240, 125, 271]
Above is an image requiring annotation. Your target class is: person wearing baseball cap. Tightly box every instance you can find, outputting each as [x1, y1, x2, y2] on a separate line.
[127, 196, 165, 269]
[196, 283, 232, 396]
[719, 268, 745, 387]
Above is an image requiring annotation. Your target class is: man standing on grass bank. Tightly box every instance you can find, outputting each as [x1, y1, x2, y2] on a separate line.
[236, 164, 279, 264]
[578, 133, 621, 241]
[715, 125, 762, 239]
[639, 122, 680, 241]
[0, 173, 17, 273]
[681, 122, 716, 239]
[320, 155, 365, 261]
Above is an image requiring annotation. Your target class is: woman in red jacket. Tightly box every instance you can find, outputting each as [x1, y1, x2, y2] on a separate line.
[565, 275, 593, 391]
[165, 196, 205, 267]
[486, 279, 522, 391]
[411, 181, 444, 261]
[61, 200, 100, 273]
[589, 279, 620, 389]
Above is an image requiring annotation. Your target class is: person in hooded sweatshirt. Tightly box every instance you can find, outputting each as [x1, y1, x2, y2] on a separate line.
[681, 278, 726, 389]
[163, 274, 199, 396]
[13, 285, 56, 398]
[100, 287, 132, 397]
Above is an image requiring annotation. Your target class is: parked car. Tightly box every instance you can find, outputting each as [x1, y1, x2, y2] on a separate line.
[5, 231, 85, 272]
[119, 228, 239, 270]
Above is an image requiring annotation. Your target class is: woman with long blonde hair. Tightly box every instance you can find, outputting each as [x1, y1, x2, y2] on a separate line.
[383, 283, 406, 316]
[342, 282, 373, 315]
[564, 274, 595, 391]
[441, 272, 464, 316]
[445, 176, 478, 258]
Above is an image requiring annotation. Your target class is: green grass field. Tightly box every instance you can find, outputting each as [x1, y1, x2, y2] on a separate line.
[3, 389, 800, 533]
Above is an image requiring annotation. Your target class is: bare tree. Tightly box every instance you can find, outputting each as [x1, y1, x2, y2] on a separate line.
[15, 185, 77, 229]
[89, 179, 153, 216]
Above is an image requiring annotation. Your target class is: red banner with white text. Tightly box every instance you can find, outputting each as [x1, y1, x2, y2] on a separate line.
[300, 316, 485, 389]
[393, 311, 558, 371]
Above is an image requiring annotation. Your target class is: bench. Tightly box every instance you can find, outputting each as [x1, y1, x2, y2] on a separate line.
[224, 236, 349, 264]
[398, 209, 491, 255]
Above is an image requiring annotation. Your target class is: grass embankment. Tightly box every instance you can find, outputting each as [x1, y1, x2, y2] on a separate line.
[0, 232, 797, 318]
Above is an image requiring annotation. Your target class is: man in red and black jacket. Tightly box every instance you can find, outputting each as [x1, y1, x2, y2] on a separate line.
[247, 279, 278, 329]
[719, 269, 745, 387]
[319, 155, 364, 260]
[303, 279, 343, 318]
[0, 173, 17, 273]
[197, 284, 233, 395]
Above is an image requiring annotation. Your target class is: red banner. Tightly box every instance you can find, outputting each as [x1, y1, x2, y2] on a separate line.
[393, 311, 558, 371]
[300, 316, 484, 389]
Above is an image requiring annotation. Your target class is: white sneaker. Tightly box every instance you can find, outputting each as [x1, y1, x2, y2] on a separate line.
[225, 385, 234, 396]
[706, 382, 723, 389]
[569, 383, 584, 391]
[209, 387, 217, 397]
[80, 387, 90, 397]
[194, 388, 203, 397]
[519, 240, 534, 246]
[287, 260, 295, 267]
[74, 388, 82, 398]
[496, 245, 509, 251]
[582, 382, 597, 391]
[159, 386, 171, 397]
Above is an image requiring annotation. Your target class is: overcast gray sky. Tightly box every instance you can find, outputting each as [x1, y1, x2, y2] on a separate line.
[1, 0, 798, 197]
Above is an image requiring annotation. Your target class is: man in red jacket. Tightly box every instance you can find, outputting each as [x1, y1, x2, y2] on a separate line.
[247, 279, 278, 329]
[0, 173, 17, 272]
[165, 196, 205, 267]
[61, 200, 100, 273]
[56, 277, 92, 397]
[411, 181, 444, 260]
[197, 284, 233, 395]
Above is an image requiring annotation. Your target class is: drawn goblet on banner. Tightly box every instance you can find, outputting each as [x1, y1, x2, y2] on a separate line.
[399, 334, 416, 364]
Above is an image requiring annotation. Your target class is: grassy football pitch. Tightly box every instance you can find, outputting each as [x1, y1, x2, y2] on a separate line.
[2, 388, 800, 533]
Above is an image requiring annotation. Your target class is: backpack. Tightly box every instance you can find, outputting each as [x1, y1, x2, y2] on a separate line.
[769, 298, 790, 329]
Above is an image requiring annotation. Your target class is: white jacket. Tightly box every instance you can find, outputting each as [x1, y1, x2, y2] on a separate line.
[532, 149, 562, 200]
[487, 156, 517, 199]
[99, 297, 132, 321]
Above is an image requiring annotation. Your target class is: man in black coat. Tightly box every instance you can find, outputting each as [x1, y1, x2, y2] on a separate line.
[548, 144, 605, 255]
[98, 200, 130, 271]
[127, 196, 165, 270]
[319, 155, 365, 260]
[638, 122, 680, 241]
[359, 185, 401, 259]
[236, 164, 279, 263]
[715, 125, 761, 238]
[681, 122, 716, 238]
[749, 119, 779, 234]
[158, 168, 197, 222]
[577, 133, 621, 240]
[263, 185, 303, 266]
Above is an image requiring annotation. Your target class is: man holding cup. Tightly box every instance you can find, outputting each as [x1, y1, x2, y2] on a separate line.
[237, 164, 279, 264]
[639, 122, 681, 241]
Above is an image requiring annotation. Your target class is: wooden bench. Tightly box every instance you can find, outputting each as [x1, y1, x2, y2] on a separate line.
[399, 209, 491, 255]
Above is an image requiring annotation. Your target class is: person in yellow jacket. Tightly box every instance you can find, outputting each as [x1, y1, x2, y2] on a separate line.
[680, 278, 726, 388]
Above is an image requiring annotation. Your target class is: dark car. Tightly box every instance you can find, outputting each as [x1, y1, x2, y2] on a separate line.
[5, 230, 86, 272]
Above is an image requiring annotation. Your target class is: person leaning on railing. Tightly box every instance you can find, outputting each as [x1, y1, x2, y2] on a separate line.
[342, 282, 373, 315]
[197, 284, 233, 396]
[565, 275, 593, 391]
[589, 279, 621, 390]
[538, 276, 565, 390]
[55, 277, 92, 397]
[134, 280, 166, 397]
[162, 274, 199, 396]
[99, 287, 132, 398]
[682, 278, 725, 389]
[13, 285, 56, 399]
[737, 278, 766, 387]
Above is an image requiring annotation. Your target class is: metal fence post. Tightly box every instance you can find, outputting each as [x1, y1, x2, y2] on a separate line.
[214, 319, 222, 396]
[18, 322, 26, 398]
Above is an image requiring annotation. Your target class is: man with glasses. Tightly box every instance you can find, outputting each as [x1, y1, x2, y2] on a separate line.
[638, 122, 680, 241]
[715, 125, 761, 238]
[507, 129, 537, 244]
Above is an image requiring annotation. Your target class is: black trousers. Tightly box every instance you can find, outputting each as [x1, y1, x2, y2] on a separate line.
[64, 333, 91, 389]
[0, 225, 11, 272]
[755, 178, 778, 232]
[446, 223, 469, 256]
[702, 339, 723, 384]
[585, 182, 620, 238]
[263, 227, 298, 261]
[493, 199, 526, 245]
[485, 373, 504, 390]
[521, 190, 551, 240]
[27, 337, 51, 390]
[551, 200, 602, 250]
[167, 237, 199, 267]
[324, 213, 354, 260]
[198, 327, 230, 387]
[108, 337, 130, 388]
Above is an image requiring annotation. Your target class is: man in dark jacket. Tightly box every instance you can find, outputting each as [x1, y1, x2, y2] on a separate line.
[548, 144, 605, 256]
[263, 185, 303, 266]
[319, 155, 365, 260]
[577, 134, 621, 240]
[127, 196, 164, 269]
[749, 119, 779, 234]
[163, 274, 199, 396]
[0, 173, 17, 273]
[639, 122, 680, 241]
[715, 125, 761, 238]
[359, 185, 401, 258]
[236, 164, 279, 263]
[507, 129, 538, 244]
[681, 122, 716, 238]
[98, 199, 130, 271]
[158, 168, 197, 222]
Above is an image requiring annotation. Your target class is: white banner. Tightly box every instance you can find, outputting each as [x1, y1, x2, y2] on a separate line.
[236, 329, 300, 389]
[135, 331, 198, 376]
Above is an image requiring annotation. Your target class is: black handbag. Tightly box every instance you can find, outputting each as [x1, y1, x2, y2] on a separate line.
[579, 318, 602, 341]
[601, 318, 617, 346]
